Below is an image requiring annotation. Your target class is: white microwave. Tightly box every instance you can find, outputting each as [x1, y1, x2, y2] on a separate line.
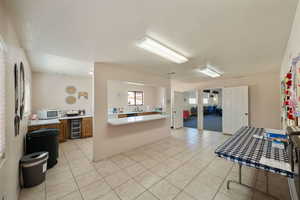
[37, 109, 59, 120]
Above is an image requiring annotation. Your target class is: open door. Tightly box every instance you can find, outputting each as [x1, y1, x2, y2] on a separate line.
[173, 91, 184, 129]
[222, 86, 249, 134]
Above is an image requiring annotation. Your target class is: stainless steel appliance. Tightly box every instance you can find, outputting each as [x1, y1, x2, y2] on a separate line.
[37, 109, 59, 120]
[70, 119, 81, 139]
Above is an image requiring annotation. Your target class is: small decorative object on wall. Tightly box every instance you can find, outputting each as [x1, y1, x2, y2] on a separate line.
[66, 96, 76, 104]
[66, 86, 76, 94]
[14, 63, 20, 136]
[78, 91, 88, 99]
[19, 62, 25, 120]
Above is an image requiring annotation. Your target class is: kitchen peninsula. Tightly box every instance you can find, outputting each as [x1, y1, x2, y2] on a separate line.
[108, 113, 168, 125]
[93, 66, 172, 161]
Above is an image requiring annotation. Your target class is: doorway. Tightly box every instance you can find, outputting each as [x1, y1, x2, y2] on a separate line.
[203, 88, 222, 132]
[183, 90, 198, 129]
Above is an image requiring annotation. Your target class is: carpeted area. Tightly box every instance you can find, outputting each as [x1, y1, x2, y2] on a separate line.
[184, 116, 197, 128]
[203, 114, 222, 132]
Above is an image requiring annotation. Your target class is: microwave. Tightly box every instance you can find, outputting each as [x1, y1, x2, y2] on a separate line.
[37, 109, 59, 120]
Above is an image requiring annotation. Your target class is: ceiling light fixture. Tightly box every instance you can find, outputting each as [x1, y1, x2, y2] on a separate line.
[136, 37, 188, 64]
[198, 66, 222, 78]
[126, 81, 145, 86]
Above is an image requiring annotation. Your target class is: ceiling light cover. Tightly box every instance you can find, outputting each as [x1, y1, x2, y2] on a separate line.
[198, 67, 221, 78]
[126, 81, 145, 86]
[137, 37, 188, 64]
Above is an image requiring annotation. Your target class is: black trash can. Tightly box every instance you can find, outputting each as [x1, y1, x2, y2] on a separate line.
[20, 152, 48, 188]
[26, 128, 59, 168]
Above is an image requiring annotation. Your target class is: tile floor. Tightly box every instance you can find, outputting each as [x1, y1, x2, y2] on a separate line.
[19, 128, 291, 200]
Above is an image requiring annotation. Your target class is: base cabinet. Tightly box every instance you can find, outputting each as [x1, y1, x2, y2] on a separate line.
[28, 123, 65, 142]
[60, 119, 68, 142]
[28, 117, 93, 142]
[81, 117, 93, 138]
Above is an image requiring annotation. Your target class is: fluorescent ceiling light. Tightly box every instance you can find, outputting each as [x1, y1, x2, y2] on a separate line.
[126, 81, 145, 86]
[136, 37, 188, 64]
[198, 67, 221, 78]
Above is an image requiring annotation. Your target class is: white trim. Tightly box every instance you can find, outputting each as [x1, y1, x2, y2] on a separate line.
[0, 35, 5, 165]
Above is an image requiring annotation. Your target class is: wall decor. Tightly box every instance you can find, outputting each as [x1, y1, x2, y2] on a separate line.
[66, 96, 76, 104]
[78, 91, 88, 99]
[14, 63, 20, 136]
[281, 54, 300, 127]
[19, 62, 25, 120]
[66, 86, 76, 94]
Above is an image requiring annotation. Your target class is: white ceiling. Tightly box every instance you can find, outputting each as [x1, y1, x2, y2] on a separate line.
[7, 0, 298, 81]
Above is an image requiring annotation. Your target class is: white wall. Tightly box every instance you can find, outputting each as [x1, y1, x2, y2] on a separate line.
[32, 72, 92, 114]
[0, 1, 32, 199]
[172, 71, 281, 129]
[280, 1, 300, 128]
[281, 2, 300, 78]
[107, 80, 163, 112]
[93, 63, 171, 160]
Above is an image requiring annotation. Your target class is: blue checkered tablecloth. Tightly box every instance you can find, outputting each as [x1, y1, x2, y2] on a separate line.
[215, 126, 293, 177]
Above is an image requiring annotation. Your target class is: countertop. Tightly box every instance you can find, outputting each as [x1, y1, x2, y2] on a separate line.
[28, 119, 60, 126]
[107, 114, 168, 126]
[108, 111, 161, 115]
[29, 114, 93, 126]
[59, 114, 93, 120]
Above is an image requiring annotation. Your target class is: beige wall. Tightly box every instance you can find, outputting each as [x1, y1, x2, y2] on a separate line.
[0, 1, 32, 199]
[107, 80, 162, 112]
[32, 72, 92, 114]
[93, 63, 171, 161]
[280, 2, 300, 127]
[172, 72, 281, 129]
[280, 2, 300, 78]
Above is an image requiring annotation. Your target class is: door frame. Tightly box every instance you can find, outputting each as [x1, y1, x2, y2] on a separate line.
[197, 87, 224, 132]
[172, 91, 184, 129]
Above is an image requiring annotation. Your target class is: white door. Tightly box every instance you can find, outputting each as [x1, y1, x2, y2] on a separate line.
[173, 91, 184, 129]
[222, 86, 249, 134]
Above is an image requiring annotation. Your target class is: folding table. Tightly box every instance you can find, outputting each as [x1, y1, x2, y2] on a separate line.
[215, 126, 293, 199]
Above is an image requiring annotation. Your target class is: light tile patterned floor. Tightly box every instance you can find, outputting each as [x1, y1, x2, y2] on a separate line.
[19, 128, 291, 200]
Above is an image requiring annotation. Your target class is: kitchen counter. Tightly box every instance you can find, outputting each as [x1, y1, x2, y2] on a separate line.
[59, 114, 93, 120]
[29, 119, 60, 126]
[107, 114, 168, 126]
[29, 115, 93, 126]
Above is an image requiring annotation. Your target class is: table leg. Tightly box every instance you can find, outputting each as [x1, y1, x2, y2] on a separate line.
[265, 170, 269, 193]
[226, 164, 279, 200]
[290, 142, 294, 172]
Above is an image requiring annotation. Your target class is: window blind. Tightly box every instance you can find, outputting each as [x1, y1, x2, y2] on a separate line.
[0, 41, 5, 159]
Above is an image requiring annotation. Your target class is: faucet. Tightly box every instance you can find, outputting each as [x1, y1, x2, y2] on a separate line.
[135, 106, 141, 112]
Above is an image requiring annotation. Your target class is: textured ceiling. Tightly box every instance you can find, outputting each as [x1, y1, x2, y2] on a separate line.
[7, 0, 298, 81]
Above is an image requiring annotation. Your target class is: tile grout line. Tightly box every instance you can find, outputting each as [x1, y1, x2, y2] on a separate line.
[73, 138, 117, 200]
[61, 141, 86, 200]
[79, 140, 123, 200]
[168, 156, 217, 200]
[211, 164, 234, 200]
